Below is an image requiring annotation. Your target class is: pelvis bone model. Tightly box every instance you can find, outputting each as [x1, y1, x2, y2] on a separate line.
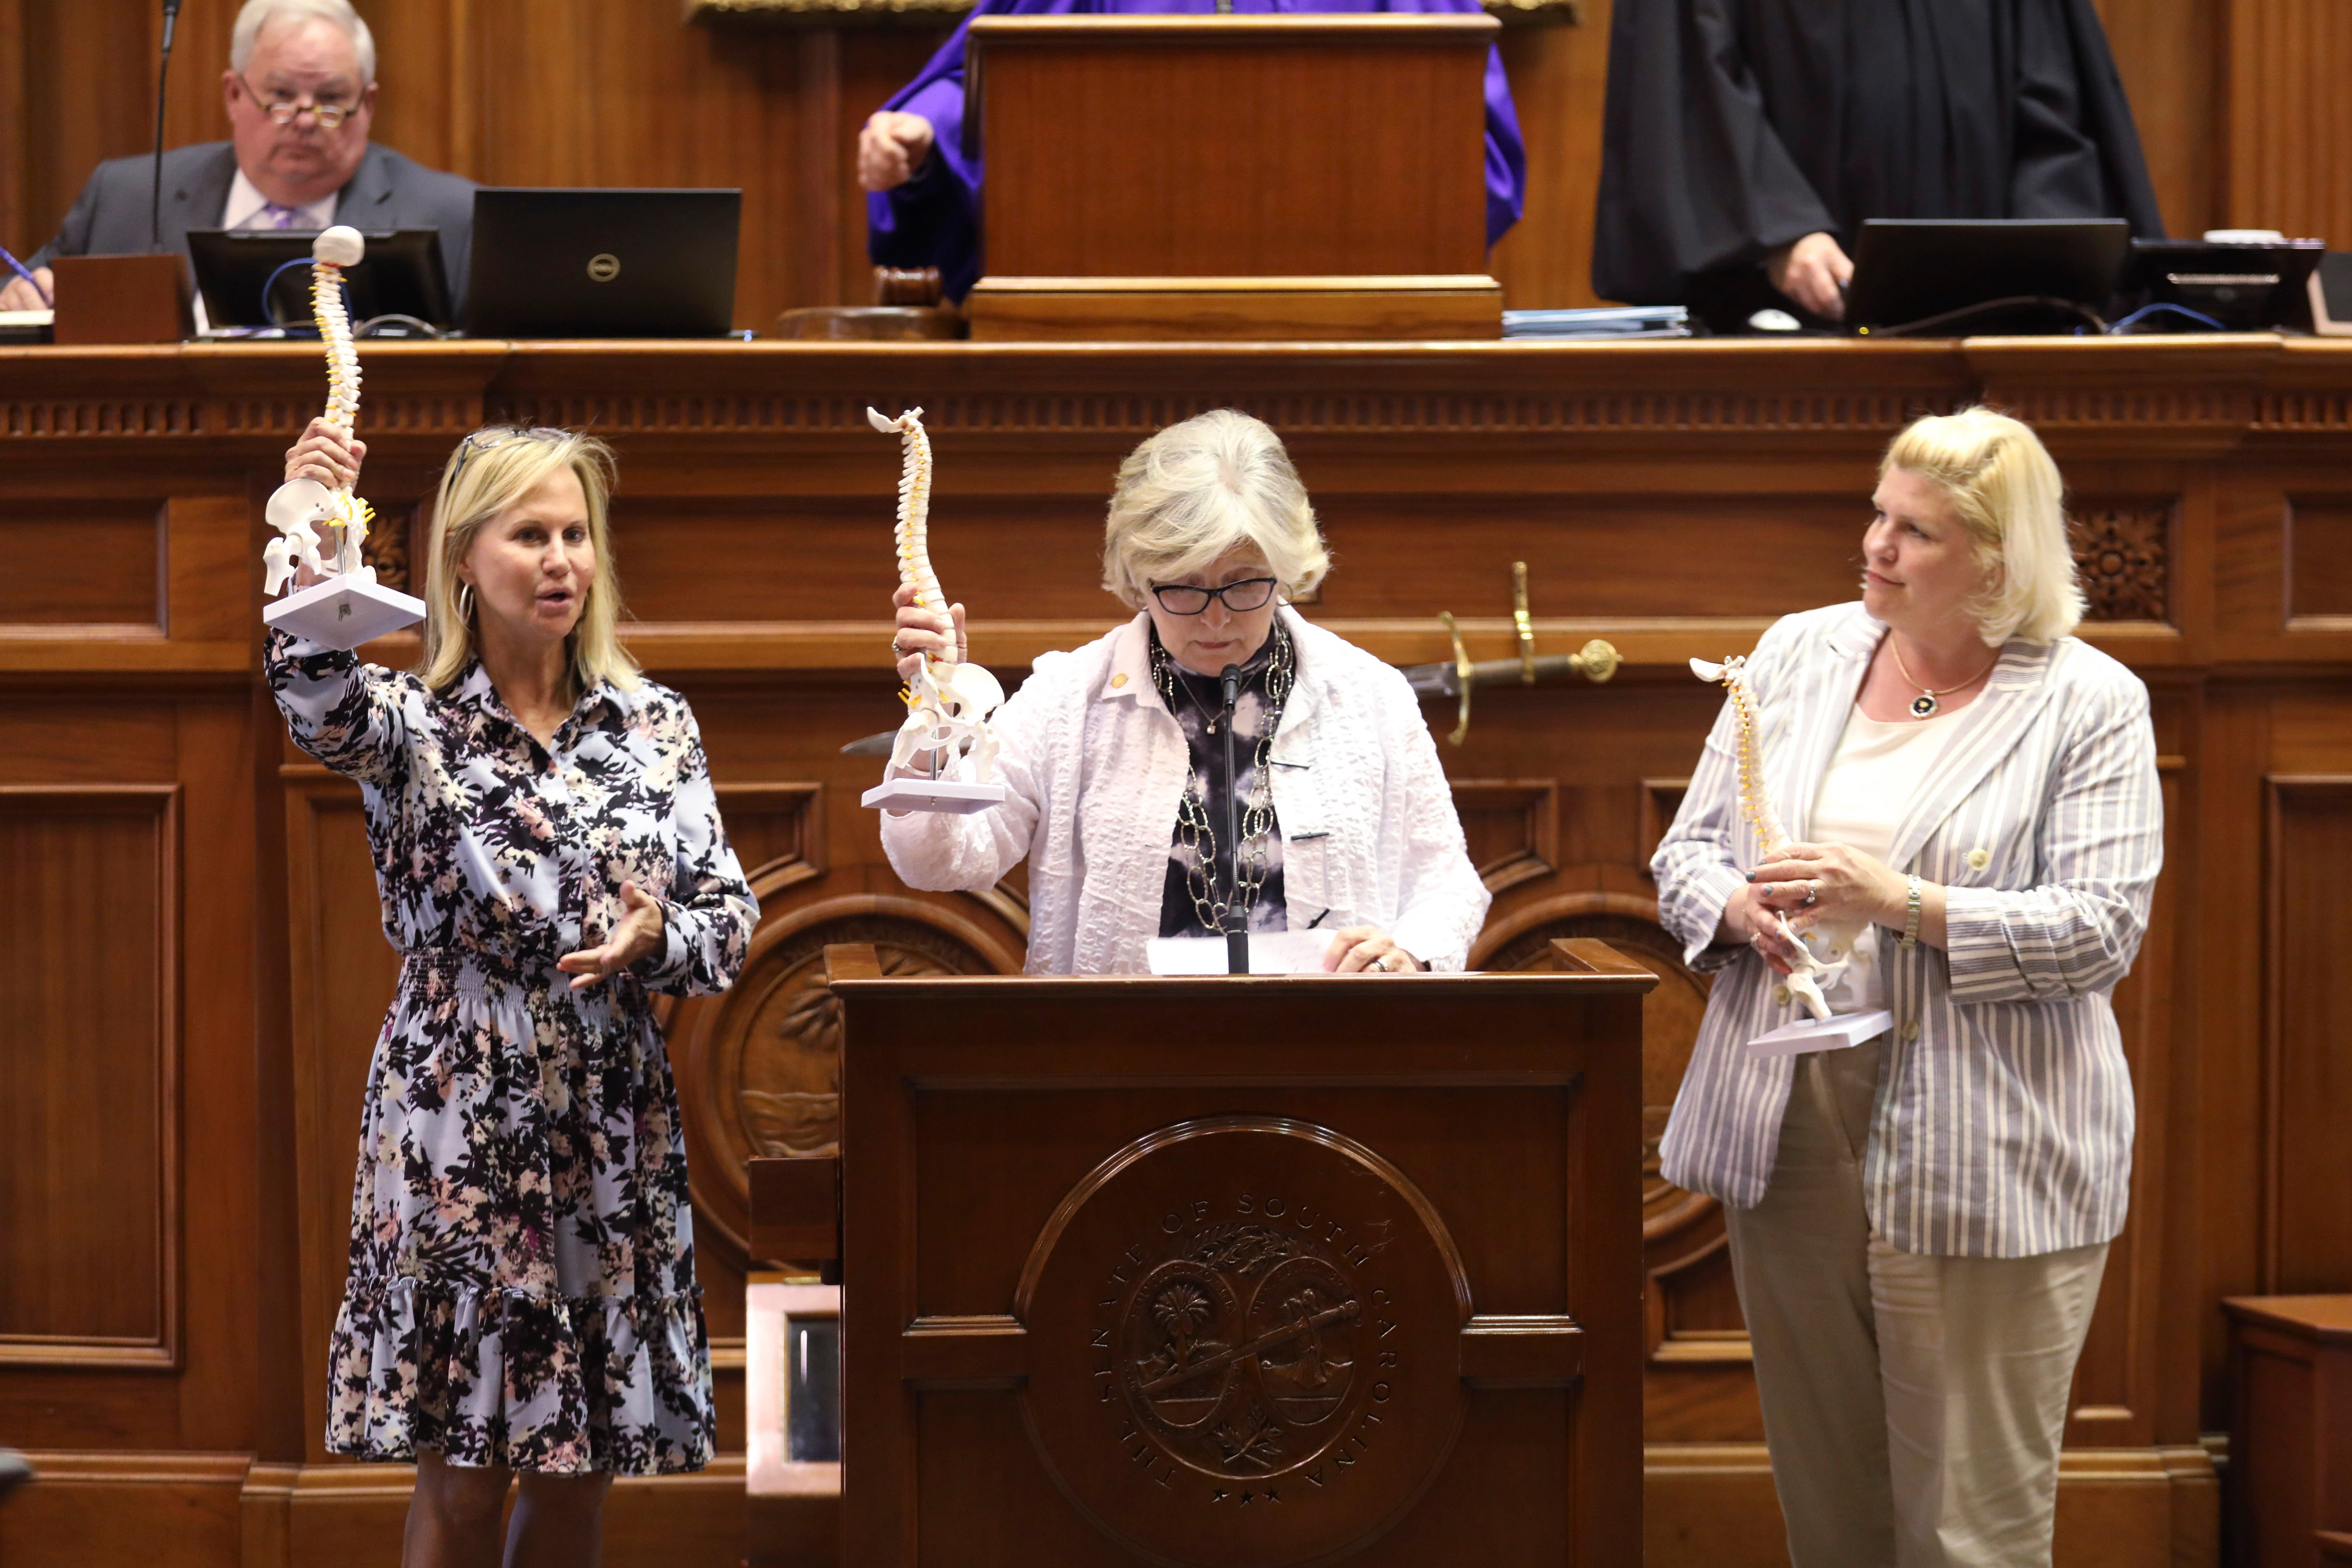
[262, 226, 377, 597]
[869, 406, 1005, 788]
[1691, 655, 1846, 1021]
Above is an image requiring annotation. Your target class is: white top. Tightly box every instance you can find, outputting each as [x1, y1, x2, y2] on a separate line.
[878, 608, 1492, 975]
[1804, 703, 1958, 1010]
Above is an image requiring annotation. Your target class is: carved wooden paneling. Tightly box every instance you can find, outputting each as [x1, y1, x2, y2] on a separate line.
[2223, 0, 2352, 245]
[1468, 896, 1754, 1436]
[1450, 779, 1558, 893]
[2262, 777, 2352, 1294]
[1637, 778, 1687, 876]
[0, 503, 161, 628]
[670, 885, 1026, 1266]
[0, 785, 179, 1369]
[2071, 499, 2175, 624]
[2286, 497, 2352, 622]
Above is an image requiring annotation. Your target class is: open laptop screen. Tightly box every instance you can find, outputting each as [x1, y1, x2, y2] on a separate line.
[465, 188, 742, 339]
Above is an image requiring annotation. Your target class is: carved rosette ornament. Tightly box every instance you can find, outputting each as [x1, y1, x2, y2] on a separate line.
[1017, 1118, 1469, 1566]
[2069, 503, 2172, 622]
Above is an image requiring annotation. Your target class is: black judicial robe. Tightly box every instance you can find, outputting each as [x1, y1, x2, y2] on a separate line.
[1591, 0, 2165, 311]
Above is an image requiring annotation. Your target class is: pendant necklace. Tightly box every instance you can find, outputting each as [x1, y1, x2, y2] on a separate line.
[1890, 639, 1996, 719]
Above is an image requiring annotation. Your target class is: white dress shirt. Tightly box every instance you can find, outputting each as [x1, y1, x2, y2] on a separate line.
[195, 172, 339, 333]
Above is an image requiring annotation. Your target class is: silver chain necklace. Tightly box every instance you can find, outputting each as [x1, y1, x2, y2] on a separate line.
[1152, 620, 1294, 935]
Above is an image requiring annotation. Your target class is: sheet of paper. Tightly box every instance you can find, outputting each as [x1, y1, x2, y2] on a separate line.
[1744, 1009, 1895, 1058]
[1146, 930, 1341, 976]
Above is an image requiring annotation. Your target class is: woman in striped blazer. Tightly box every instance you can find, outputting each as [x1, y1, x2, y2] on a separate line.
[1652, 408, 2163, 1568]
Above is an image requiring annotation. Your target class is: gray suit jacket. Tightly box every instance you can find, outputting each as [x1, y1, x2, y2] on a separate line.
[31, 140, 478, 317]
[1652, 602, 2162, 1258]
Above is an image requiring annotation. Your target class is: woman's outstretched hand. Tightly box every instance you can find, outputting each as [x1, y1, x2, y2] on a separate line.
[559, 881, 667, 989]
[284, 416, 364, 489]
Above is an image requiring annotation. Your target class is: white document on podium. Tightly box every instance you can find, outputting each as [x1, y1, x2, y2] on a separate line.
[1146, 930, 1340, 976]
[1744, 1008, 1895, 1058]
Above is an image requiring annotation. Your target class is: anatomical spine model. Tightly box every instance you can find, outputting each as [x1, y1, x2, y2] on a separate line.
[1690, 655, 1846, 1021]
[869, 406, 1004, 786]
[262, 226, 377, 596]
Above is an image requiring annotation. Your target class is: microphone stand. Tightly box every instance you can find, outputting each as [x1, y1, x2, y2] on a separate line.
[152, 0, 182, 253]
[1220, 664, 1247, 975]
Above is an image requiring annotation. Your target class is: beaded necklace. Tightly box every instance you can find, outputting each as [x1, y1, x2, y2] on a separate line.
[1150, 619, 1295, 935]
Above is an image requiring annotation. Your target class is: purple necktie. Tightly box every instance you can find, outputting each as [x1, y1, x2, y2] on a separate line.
[261, 202, 299, 229]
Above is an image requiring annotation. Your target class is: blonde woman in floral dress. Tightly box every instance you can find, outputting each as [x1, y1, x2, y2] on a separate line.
[269, 418, 756, 1567]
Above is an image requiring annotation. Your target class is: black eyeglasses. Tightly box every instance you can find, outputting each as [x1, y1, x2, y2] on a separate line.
[1149, 577, 1279, 615]
[449, 426, 568, 482]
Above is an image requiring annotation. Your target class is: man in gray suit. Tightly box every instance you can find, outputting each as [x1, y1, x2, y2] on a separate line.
[1, 0, 475, 322]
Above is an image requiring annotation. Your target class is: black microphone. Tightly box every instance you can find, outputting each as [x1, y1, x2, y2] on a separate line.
[1220, 664, 1247, 975]
[151, 0, 182, 253]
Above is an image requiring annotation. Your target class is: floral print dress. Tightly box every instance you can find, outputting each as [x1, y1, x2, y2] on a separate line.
[268, 630, 757, 1476]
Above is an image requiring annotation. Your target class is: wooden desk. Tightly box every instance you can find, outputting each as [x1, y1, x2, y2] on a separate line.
[2224, 1297, 2352, 1568]
[1, 334, 2345, 1568]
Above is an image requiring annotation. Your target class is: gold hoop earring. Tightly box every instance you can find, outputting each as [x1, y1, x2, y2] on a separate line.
[456, 583, 474, 624]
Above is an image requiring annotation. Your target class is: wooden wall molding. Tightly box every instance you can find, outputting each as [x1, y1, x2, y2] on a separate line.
[0, 784, 181, 1372]
[2260, 775, 2352, 1296]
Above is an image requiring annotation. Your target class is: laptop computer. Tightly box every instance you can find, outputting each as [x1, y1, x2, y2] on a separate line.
[1844, 219, 2133, 334]
[188, 227, 450, 330]
[465, 188, 741, 338]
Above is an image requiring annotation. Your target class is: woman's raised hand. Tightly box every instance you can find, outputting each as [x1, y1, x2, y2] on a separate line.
[1323, 926, 1422, 974]
[558, 881, 667, 990]
[1747, 840, 1907, 933]
[892, 581, 965, 684]
[285, 416, 365, 490]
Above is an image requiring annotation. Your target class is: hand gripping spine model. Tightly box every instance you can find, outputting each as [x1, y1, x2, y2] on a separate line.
[1690, 655, 1845, 1021]
[259, 226, 425, 648]
[860, 407, 1009, 813]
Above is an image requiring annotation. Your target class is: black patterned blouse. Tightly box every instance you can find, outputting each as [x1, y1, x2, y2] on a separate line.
[267, 629, 757, 1476]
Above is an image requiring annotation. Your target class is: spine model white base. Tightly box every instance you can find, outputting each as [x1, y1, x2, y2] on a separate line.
[867, 406, 1006, 799]
[1691, 655, 1844, 1021]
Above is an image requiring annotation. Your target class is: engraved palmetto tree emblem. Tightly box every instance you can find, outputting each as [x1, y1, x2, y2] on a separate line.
[1121, 1226, 1364, 1476]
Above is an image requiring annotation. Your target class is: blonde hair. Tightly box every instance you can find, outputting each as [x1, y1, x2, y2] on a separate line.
[231, 0, 377, 83]
[419, 427, 640, 694]
[1099, 410, 1331, 610]
[1881, 406, 2085, 645]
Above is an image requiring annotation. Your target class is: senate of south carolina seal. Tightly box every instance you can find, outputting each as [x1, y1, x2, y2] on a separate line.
[1017, 1118, 1469, 1568]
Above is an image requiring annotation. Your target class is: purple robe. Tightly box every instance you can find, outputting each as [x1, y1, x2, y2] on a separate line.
[867, 0, 1528, 300]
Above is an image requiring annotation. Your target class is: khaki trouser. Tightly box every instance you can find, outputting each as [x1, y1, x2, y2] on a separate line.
[1722, 1041, 2109, 1568]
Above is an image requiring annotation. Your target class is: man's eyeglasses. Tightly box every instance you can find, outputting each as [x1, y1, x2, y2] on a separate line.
[1149, 577, 1279, 615]
[449, 426, 569, 482]
[238, 75, 361, 130]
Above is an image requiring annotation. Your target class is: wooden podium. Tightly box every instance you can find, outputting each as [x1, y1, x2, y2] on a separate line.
[962, 14, 1504, 341]
[757, 938, 1649, 1567]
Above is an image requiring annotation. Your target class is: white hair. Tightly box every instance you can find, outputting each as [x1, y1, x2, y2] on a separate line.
[1882, 406, 2086, 646]
[1100, 410, 1331, 610]
[231, 0, 377, 84]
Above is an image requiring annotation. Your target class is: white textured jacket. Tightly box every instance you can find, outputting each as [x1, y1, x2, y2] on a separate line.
[1652, 602, 2163, 1258]
[881, 608, 1491, 975]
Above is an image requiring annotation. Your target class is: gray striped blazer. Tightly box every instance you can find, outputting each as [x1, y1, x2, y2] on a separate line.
[1651, 602, 2162, 1258]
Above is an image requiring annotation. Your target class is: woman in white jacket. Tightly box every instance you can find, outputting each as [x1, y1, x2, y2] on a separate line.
[882, 409, 1489, 975]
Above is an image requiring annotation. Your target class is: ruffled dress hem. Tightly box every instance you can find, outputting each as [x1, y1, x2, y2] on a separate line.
[325, 1272, 714, 1476]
